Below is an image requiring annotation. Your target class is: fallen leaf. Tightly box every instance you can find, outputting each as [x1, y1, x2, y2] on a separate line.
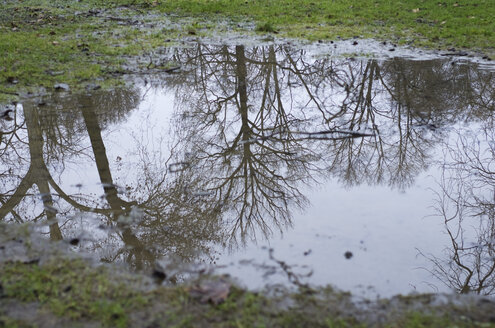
[412, 8, 420, 13]
[188, 279, 231, 305]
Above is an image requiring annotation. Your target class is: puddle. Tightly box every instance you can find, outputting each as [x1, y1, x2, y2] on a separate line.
[1, 43, 495, 298]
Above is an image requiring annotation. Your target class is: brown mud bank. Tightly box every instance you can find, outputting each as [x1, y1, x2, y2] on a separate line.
[1, 223, 495, 327]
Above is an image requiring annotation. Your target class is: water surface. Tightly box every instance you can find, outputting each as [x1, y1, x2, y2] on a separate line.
[1, 43, 495, 298]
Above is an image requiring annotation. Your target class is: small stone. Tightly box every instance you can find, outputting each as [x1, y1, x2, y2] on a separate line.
[86, 83, 101, 91]
[54, 83, 70, 91]
[69, 238, 79, 246]
[1, 109, 13, 121]
[46, 70, 64, 76]
[7, 76, 18, 84]
[152, 269, 167, 282]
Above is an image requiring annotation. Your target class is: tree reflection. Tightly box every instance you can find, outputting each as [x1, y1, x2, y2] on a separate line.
[424, 124, 495, 295]
[165, 44, 490, 245]
[0, 89, 141, 245]
[168, 44, 342, 246]
[1, 43, 494, 274]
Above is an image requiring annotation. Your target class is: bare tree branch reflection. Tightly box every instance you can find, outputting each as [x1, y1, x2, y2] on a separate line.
[1, 43, 494, 276]
[0, 89, 140, 242]
[167, 45, 348, 246]
[164, 45, 487, 246]
[424, 125, 495, 295]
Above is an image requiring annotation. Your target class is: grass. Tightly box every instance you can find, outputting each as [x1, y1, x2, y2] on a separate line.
[0, 0, 181, 102]
[0, 259, 147, 327]
[152, 0, 495, 49]
[1, 0, 494, 103]
[0, 222, 494, 327]
[1, 255, 495, 327]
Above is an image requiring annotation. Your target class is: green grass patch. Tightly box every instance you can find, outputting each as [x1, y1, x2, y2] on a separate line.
[255, 21, 277, 33]
[0, 259, 148, 327]
[0, 1, 181, 102]
[150, 0, 495, 49]
[1, 255, 495, 327]
[1, 0, 494, 101]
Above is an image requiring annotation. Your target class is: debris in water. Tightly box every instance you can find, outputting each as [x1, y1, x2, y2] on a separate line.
[0, 109, 13, 121]
[168, 161, 190, 172]
[69, 238, 80, 246]
[192, 190, 214, 197]
[117, 206, 144, 225]
[151, 268, 167, 283]
[441, 51, 469, 57]
[164, 66, 181, 73]
[43, 204, 58, 214]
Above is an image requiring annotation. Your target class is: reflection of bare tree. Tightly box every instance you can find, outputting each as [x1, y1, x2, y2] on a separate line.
[0, 89, 140, 242]
[424, 126, 495, 295]
[165, 45, 492, 245]
[0, 88, 228, 270]
[2, 43, 495, 276]
[0, 104, 63, 240]
[169, 44, 344, 246]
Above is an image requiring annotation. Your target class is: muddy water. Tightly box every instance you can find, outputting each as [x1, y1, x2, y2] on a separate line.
[1, 43, 495, 298]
